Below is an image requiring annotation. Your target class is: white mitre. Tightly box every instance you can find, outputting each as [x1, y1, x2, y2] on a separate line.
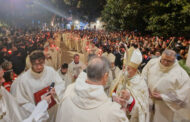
[128, 47, 142, 69]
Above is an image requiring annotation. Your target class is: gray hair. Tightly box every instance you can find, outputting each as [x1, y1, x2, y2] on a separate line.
[0, 66, 2, 71]
[162, 49, 176, 58]
[87, 54, 96, 63]
[87, 57, 110, 82]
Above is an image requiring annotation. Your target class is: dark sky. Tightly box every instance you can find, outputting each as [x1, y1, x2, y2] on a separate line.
[0, 0, 68, 25]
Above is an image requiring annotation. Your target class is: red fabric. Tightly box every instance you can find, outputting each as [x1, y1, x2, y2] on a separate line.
[127, 98, 135, 112]
[12, 72, 17, 80]
[3, 82, 12, 92]
[34, 86, 56, 109]
[50, 44, 55, 48]
[113, 89, 117, 94]
[144, 55, 148, 59]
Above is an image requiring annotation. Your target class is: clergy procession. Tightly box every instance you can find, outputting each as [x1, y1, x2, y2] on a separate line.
[0, 28, 190, 122]
[0, 0, 190, 121]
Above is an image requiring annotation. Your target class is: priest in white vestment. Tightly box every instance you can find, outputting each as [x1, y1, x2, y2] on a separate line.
[68, 54, 85, 82]
[104, 53, 121, 95]
[14, 50, 66, 122]
[57, 63, 72, 88]
[62, 33, 69, 48]
[88, 42, 99, 55]
[56, 56, 129, 122]
[110, 47, 149, 122]
[142, 49, 190, 122]
[44, 38, 62, 70]
[0, 66, 52, 122]
[75, 36, 82, 52]
[0, 66, 25, 122]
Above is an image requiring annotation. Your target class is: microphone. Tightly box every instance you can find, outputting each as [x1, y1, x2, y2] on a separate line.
[49, 82, 55, 91]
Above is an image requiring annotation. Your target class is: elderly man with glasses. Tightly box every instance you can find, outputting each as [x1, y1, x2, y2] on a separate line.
[142, 49, 190, 122]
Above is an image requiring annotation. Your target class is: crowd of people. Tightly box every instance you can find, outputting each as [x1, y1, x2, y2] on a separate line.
[0, 25, 190, 122]
[61, 30, 189, 69]
[0, 27, 189, 71]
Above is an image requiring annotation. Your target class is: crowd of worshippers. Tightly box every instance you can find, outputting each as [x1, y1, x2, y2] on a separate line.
[61, 30, 190, 77]
[0, 27, 189, 71]
[0, 26, 190, 122]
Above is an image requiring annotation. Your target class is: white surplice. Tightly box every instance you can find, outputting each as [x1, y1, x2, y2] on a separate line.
[0, 87, 25, 122]
[14, 66, 65, 122]
[57, 69, 72, 88]
[56, 72, 129, 122]
[105, 66, 121, 95]
[112, 72, 149, 122]
[142, 57, 190, 122]
[68, 61, 85, 82]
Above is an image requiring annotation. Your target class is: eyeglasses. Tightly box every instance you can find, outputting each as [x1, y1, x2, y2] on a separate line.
[160, 58, 175, 64]
[32, 61, 45, 67]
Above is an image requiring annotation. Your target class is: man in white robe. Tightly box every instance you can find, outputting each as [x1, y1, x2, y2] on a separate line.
[110, 47, 149, 122]
[68, 33, 74, 50]
[62, 33, 68, 48]
[104, 53, 121, 95]
[81, 37, 88, 54]
[68, 54, 85, 82]
[44, 39, 62, 70]
[14, 50, 66, 122]
[56, 56, 129, 122]
[57, 63, 72, 88]
[88, 42, 99, 55]
[0, 66, 25, 122]
[0, 66, 51, 122]
[83, 40, 90, 63]
[76, 36, 82, 53]
[142, 49, 190, 122]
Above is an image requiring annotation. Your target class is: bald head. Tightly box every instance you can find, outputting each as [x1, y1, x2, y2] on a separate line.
[87, 57, 110, 82]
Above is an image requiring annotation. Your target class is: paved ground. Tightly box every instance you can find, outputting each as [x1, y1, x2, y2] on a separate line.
[56, 33, 85, 65]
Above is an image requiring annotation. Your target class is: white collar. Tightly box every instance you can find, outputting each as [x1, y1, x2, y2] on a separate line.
[72, 72, 108, 109]
[29, 67, 46, 79]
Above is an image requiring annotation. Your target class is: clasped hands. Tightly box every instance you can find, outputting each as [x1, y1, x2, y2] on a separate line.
[112, 90, 131, 109]
[149, 88, 162, 100]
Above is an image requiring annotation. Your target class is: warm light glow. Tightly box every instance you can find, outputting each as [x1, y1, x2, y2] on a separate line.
[8, 50, 12, 55]
[75, 20, 79, 24]
[96, 20, 100, 24]
[51, 21, 54, 26]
